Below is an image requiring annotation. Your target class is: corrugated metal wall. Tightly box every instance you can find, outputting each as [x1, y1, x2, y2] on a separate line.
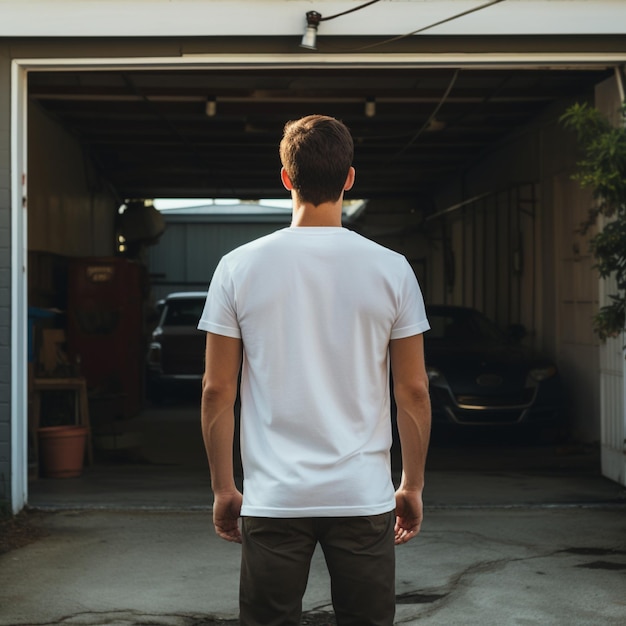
[425, 184, 539, 340]
[147, 220, 289, 301]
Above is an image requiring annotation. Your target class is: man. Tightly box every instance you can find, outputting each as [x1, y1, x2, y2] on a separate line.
[198, 114, 431, 626]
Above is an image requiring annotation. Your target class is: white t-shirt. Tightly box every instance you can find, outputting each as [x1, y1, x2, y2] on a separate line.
[198, 227, 429, 517]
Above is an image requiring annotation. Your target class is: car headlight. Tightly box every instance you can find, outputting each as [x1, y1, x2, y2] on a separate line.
[147, 342, 162, 366]
[426, 366, 444, 383]
[529, 365, 557, 382]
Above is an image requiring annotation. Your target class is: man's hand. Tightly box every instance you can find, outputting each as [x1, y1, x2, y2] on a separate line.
[213, 490, 243, 543]
[394, 488, 423, 545]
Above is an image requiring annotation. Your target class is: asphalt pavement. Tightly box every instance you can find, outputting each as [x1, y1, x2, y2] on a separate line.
[2, 403, 625, 626]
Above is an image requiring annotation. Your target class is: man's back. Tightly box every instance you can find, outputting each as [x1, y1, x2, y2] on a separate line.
[199, 226, 429, 517]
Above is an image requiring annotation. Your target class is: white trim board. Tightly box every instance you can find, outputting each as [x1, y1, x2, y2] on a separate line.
[10, 60, 28, 514]
[13, 53, 626, 72]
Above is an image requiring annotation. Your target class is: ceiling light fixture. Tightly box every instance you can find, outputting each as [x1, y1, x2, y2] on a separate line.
[300, 0, 382, 51]
[425, 118, 446, 132]
[365, 98, 376, 118]
[205, 97, 217, 117]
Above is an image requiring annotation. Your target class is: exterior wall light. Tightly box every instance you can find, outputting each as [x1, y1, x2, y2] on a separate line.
[300, 11, 322, 50]
[299, 1, 381, 51]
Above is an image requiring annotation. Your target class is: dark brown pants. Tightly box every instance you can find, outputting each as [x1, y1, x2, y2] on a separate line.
[240, 512, 396, 626]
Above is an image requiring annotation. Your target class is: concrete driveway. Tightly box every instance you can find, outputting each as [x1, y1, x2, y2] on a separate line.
[4, 403, 625, 625]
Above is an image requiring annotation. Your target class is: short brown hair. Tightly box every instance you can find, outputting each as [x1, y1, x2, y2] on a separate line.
[279, 115, 354, 206]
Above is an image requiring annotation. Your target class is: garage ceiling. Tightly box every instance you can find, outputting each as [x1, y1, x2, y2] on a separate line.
[28, 66, 613, 203]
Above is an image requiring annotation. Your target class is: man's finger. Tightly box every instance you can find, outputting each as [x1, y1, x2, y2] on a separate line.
[394, 527, 417, 545]
[394, 516, 421, 544]
[216, 525, 242, 543]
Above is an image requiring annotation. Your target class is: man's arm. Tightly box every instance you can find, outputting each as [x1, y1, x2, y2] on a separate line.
[389, 333, 431, 545]
[201, 331, 243, 543]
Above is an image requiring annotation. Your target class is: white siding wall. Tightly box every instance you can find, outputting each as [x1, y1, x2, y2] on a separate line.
[595, 76, 626, 485]
[1, 1, 624, 38]
[0, 45, 11, 510]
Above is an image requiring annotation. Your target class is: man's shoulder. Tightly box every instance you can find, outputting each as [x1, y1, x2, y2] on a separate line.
[347, 230, 407, 261]
[223, 229, 287, 259]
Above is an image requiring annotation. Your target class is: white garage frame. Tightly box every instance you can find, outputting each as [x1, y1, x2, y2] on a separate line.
[10, 52, 626, 512]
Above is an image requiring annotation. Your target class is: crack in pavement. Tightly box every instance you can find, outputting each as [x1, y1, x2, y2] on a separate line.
[12, 609, 339, 626]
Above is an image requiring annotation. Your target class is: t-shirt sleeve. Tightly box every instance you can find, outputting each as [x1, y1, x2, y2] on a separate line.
[390, 259, 430, 340]
[197, 258, 242, 338]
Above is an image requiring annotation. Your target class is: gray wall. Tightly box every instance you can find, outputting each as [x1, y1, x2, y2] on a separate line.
[148, 219, 289, 301]
[0, 44, 11, 510]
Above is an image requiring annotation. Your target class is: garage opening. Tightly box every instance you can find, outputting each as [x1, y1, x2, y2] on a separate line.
[21, 57, 620, 508]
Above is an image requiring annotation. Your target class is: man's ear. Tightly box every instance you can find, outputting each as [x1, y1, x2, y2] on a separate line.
[281, 167, 294, 191]
[344, 167, 356, 191]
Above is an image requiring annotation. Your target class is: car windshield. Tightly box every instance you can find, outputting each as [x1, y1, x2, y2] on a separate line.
[427, 308, 507, 344]
[163, 298, 205, 327]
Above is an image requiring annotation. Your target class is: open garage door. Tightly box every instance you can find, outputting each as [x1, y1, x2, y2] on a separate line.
[25, 61, 618, 201]
[11, 52, 626, 510]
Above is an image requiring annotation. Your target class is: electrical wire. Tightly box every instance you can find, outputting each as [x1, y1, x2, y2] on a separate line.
[351, 0, 508, 52]
[394, 69, 460, 158]
[321, 0, 382, 22]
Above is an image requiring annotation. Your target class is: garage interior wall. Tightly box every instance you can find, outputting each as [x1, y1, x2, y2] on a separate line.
[426, 183, 539, 326]
[553, 173, 598, 442]
[27, 103, 118, 324]
[28, 104, 117, 261]
[429, 96, 602, 442]
[0, 46, 10, 509]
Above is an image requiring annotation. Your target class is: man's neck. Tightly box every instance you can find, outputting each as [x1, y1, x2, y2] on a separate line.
[290, 198, 343, 227]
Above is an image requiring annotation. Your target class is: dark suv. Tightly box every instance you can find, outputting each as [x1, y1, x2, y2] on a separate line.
[146, 292, 207, 402]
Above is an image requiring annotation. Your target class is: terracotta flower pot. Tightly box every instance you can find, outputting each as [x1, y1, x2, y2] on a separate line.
[38, 425, 88, 478]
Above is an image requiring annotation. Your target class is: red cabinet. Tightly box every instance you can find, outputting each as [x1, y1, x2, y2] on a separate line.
[67, 257, 147, 418]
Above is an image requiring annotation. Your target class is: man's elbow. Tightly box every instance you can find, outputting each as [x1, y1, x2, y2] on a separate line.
[394, 375, 430, 409]
[201, 376, 237, 407]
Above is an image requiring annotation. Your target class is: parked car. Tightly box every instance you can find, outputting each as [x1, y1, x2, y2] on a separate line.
[146, 292, 207, 402]
[420, 305, 567, 440]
